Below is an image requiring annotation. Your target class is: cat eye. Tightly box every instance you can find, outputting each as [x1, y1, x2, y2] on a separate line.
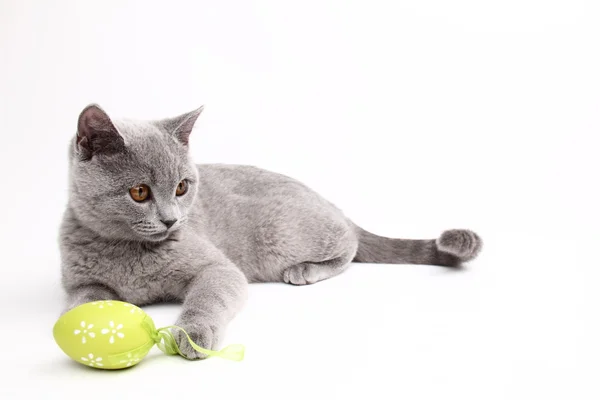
[176, 180, 188, 196]
[129, 184, 150, 202]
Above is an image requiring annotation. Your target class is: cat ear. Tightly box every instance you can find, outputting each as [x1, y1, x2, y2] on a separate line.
[158, 106, 204, 146]
[76, 104, 125, 160]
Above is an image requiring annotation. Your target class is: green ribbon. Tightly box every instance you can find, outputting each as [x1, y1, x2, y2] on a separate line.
[105, 318, 245, 365]
[155, 326, 245, 361]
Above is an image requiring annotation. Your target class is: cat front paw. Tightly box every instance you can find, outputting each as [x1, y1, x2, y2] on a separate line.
[173, 321, 222, 360]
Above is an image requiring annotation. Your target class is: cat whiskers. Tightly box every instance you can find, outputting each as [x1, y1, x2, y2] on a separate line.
[131, 221, 167, 235]
[177, 216, 189, 227]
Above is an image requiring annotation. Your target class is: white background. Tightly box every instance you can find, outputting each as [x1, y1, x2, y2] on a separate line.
[1, 0, 599, 399]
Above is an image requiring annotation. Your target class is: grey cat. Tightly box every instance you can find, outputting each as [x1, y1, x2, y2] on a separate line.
[59, 104, 482, 359]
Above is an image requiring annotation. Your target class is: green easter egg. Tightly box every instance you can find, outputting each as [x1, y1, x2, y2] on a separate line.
[53, 300, 157, 370]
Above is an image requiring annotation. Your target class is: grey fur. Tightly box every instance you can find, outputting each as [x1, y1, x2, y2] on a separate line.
[59, 104, 482, 359]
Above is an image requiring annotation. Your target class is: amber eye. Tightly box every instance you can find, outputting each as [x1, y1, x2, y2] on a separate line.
[129, 184, 150, 202]
[176, 180, 188, 196]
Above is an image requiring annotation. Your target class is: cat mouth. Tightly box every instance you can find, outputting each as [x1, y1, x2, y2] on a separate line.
[137, 230, 171, 242]
[131, 220, 185, 242]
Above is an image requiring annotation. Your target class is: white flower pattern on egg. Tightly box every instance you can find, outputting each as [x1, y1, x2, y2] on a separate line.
[123, 303, 143, 314]
[91, 300, 114, 309]
[73, 321, 96, 344]
[81, 353, 103, 367]
[119, 353, 141, 367]
[101, 321, 125, 344]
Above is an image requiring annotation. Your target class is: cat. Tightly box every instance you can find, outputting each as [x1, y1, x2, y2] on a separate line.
[59, 104, 482, 359]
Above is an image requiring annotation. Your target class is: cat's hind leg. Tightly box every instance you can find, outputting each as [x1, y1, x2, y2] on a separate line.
[279, 218, 359, 285]
[283, 253, 354, 286]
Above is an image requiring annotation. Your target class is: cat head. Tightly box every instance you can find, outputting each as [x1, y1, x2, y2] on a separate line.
[68, 104, 203, 242]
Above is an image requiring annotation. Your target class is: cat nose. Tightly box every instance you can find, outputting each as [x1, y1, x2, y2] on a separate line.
[161, 219, 177, 229]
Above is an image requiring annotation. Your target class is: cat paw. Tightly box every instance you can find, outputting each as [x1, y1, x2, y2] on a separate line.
[172, 321, 221, 360]
[283, 264, 312, 285]
[284, 262, 330, 285]
[283, 261, 348, 285]
[436, 229, 482, 262]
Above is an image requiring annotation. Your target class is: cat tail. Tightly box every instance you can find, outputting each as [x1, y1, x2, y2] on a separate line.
[352, 225, 482, 267]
